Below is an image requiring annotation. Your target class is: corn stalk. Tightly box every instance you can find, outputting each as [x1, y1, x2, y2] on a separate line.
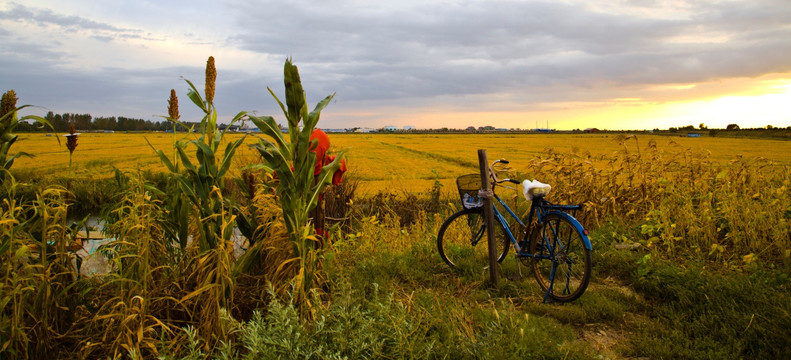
[248, 58, 345, 316]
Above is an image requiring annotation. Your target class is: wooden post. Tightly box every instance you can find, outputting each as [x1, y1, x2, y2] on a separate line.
[478, 149, 499, 286]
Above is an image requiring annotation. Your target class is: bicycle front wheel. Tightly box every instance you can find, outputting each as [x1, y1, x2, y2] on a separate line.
[530, 213, 591, 302]
[437, 207, 510, 269]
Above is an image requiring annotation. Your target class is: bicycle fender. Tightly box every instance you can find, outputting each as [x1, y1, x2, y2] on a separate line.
[547, 210, 593, 250]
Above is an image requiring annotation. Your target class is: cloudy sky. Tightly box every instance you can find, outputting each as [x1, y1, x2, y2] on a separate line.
[1, 0, 790, 130]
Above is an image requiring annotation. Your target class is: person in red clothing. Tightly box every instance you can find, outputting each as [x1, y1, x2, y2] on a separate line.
[309, 128, 346, 183]
[310, 128, 331, 176]
[309, 129, 347, 240]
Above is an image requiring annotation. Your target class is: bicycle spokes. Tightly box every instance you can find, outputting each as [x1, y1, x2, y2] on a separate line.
[531, 214, 591, 303]
[437, 208, 510, 269]
[471, 224, 486, 246]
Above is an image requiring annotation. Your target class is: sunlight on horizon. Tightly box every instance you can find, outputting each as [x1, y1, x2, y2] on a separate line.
[403, 76, 791, 131]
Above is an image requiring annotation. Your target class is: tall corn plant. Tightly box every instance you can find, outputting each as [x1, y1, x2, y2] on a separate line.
[150, 56, 246, 343]
[248, 58, 345, 316]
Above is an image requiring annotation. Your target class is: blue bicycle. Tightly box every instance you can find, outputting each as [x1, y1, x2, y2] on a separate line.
[437, 159, 592, 302]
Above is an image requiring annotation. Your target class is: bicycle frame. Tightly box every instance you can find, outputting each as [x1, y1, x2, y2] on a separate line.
[489, 192, 593, 256]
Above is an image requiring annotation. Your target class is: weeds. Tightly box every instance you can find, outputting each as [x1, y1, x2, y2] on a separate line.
[87, 174, 176, 358]
[0, 182, 82, 358]
[155, 281, 595, 359]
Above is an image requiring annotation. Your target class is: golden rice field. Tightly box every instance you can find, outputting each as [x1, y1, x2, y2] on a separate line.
[13, 132, 791, 194]
[6, 130, 791, 358]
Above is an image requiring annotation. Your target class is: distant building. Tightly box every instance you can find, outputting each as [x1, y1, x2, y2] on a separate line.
[584, 128, 600, 133]
[218, 124, 240, 131]
[383, 125, 398, 132]
[687, 133, 701, 137]
[403, 125, 415, 131]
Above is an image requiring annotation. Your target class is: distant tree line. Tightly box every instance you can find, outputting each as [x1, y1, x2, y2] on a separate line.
[15, 112, 199, 132]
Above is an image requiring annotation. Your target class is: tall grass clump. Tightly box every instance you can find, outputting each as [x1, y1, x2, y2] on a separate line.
[0, 182, 83, 358]
[84, 175, 177, 358]
[244, 58, 345, 316]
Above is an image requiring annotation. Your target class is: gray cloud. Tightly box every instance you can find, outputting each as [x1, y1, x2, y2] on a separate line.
[0, 36, 67, 63]
[1, 0, 790, 129]
[0, 3, 146, 41]
[227, 0, 791, 106]
[0, 53, 285, 124]
[0, 3, 134, 32]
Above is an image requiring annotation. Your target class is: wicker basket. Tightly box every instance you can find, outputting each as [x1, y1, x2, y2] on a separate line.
[456, 174, 484, 209]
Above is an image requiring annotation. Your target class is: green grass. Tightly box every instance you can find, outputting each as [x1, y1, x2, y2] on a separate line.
[628, 258, 791, 358]
[146, 200, 791, 359]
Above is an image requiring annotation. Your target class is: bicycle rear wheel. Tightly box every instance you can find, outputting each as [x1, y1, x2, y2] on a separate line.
[530, 213, 591, 302]
[437, 208, 509, 269]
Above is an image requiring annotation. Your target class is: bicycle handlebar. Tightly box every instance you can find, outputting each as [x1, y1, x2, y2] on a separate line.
[489, 159, 520, 185]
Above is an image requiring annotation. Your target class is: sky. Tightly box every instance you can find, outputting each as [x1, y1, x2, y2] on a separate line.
[1, 0, 790, 130]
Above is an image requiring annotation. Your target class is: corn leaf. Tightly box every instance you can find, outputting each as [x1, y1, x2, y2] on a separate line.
[218, 136, 246, 178]
[306, 93, 335, 129]
[183, 78, 207, 113]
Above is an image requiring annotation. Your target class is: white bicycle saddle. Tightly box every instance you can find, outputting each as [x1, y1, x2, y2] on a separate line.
[522, 179, 552, 200]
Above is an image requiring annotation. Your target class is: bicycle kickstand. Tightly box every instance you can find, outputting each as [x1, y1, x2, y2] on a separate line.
[542, 263, 557, 304]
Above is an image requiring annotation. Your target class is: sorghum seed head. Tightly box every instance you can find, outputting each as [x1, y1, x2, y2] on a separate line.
[205, 56, 216, 105]
[1, 89, 18, 120]
[168, 89, 180, 121]
[66, 123, 78, 153]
